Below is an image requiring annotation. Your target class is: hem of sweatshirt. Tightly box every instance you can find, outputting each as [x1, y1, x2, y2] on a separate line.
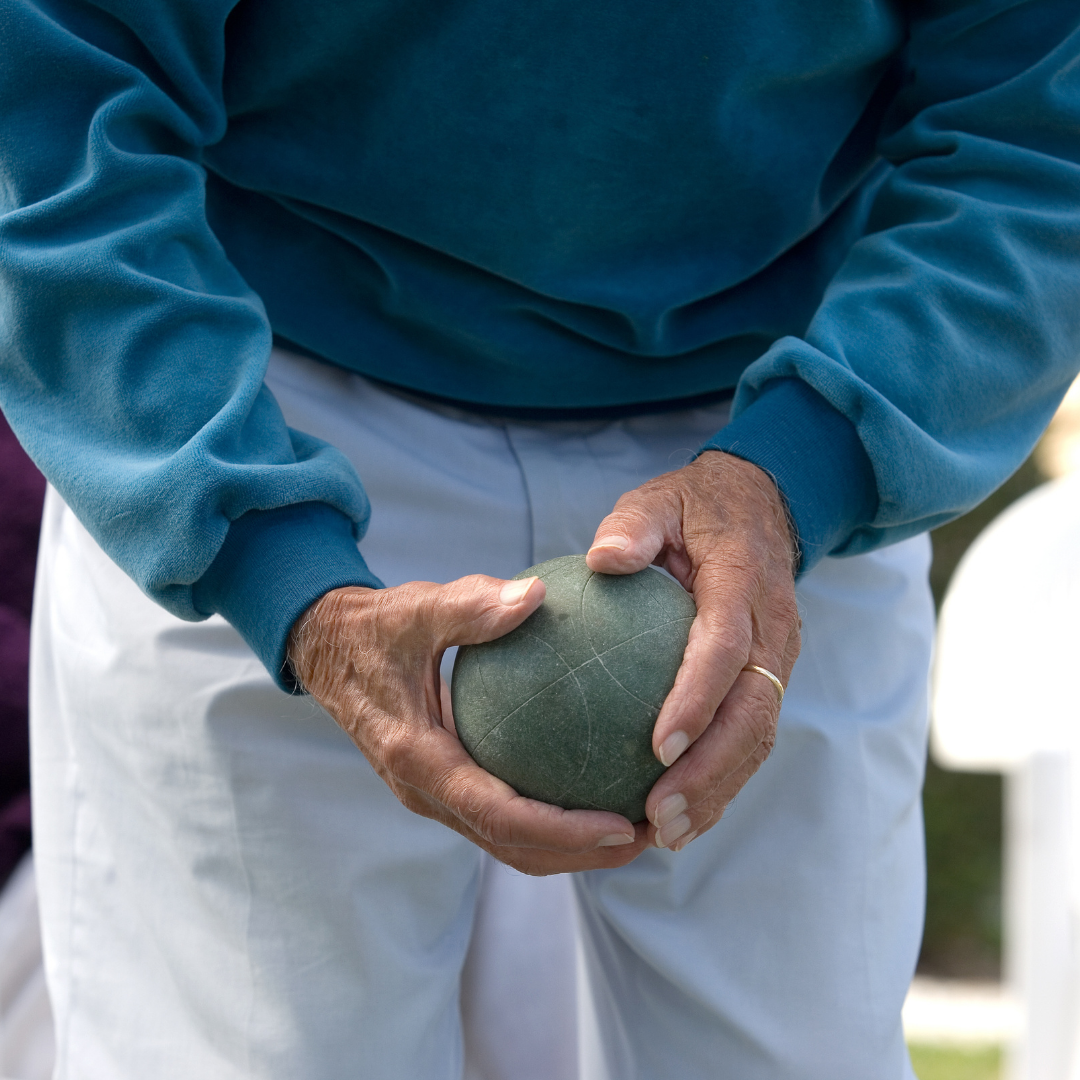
[699, 378, 878, 573]
[192, 502, 383, 692]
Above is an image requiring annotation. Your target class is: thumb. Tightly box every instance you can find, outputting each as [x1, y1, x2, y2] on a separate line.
[434, 573, 546, 649]
[586, 490, 673, 575]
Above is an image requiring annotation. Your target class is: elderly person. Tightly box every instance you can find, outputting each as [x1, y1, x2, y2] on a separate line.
[2, 1, 1079, 1077]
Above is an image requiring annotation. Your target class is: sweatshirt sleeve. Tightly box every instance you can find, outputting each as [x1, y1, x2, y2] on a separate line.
[704, 0, 1080, 571]
[0, 0, 380, 690]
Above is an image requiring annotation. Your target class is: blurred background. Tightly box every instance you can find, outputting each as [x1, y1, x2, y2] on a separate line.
[906, 376, 1080, 1080]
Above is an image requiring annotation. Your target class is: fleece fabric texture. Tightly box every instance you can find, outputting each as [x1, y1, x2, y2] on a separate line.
[1, 0, 1080, 685]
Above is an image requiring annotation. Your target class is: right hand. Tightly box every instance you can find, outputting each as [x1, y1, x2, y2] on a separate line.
[286, 576, 651, 875]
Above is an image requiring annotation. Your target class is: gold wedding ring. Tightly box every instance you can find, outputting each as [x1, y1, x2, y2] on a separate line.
[743, 665, 785, 706]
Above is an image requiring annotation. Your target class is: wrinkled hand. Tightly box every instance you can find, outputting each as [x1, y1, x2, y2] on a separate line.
[287, 576, 650, 875]
[586, 450, 801, 852]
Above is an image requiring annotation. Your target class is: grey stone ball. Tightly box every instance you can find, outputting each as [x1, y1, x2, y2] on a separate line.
[451, 554, 696, 822]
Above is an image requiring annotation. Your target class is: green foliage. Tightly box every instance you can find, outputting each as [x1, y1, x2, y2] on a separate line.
[908, 1043, 1001, 1080]
[920, 761, 1002, 976]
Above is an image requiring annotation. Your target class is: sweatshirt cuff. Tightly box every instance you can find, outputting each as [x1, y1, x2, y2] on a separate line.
[192, 502, 383, 692]
[699, 378, 878, 573]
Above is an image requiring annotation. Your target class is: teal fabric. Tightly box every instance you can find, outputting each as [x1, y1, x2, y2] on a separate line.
[703, 379, 878, 569]
[2, 0, 1080, 684]
[191, 503, 383, 691]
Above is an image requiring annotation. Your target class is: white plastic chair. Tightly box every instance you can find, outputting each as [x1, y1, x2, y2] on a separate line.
[933, 473, 1080, 1080]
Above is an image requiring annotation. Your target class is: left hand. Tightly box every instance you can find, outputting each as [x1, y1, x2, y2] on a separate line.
[585, 449, 802, 851]
[287, 574, 651, 875]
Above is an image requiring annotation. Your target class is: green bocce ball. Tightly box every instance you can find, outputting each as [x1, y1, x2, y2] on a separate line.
[451, 554, 696, 822]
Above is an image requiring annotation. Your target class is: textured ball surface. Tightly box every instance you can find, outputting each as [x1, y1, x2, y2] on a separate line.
[451, 555, 696, 822]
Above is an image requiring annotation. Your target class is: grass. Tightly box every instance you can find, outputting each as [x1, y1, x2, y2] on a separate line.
[908, 1043, 1001, 1080]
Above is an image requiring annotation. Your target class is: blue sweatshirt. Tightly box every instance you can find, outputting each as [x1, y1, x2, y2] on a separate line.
[2, 0, 1079, 688]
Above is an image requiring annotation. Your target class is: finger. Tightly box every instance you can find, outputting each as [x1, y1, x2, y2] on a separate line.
[645, 669, 780, 844]
[494, 844, 648, 876]
[460, 821, 651, 876]
[428, 573, 546, 649]
[668, 746, 764, 853]
[662, 632, 796, 840]
[585, 485, 676, 575]
[387, 724, 640, 853]
[667, 742, 770, 852]
[651, 559, 798, 765]
[402, 777, 652, 874]
[650, 583, 755, 764]
[403, 791, 651, 875]
[783, 616, 803, 677]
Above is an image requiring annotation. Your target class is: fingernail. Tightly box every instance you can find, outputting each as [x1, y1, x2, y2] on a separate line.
[656, 814, 691, 849]
[658, 731, 690, 767]
[671, 830, 698, 853]
[588, 535, 628, 553]
[499, 577, 536, 605]
[597, 833, 636, 847]
[653, 793, 688, 830]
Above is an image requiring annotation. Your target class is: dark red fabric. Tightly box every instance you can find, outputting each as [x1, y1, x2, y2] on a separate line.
[0, 411, 46, 890]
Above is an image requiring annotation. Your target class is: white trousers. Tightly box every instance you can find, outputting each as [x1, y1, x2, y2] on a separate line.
[0, 853, 54, 1080]
[31, 348, 934, 1080]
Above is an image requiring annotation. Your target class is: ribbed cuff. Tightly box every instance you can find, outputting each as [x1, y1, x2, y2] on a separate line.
[699, 378, 878, 572]
[192, 502, 383, 692]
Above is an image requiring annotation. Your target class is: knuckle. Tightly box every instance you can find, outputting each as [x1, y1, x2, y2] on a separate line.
[467, 799, 508, 847]
[751, 725, 776, 764]
[726, 694, 776, 749]
[688, 803, 721, 834]
[402, 586, 443, 639]
[772, 593, 800, 633]
[364, 587, 418, 645]
[607, 485, 653, 517]
[610, 502, 655, 533]
[437, 575, 508, 641]
[391, 784, 430, 818]
[515, 862, 556, 878]
[604, 484, 678, 533]
[448, 574, 496, 608]
[679, 787, 728, 837]
[700, 620, 753, 669]
[423, 755, 466, 803]
[379, 723, 419, 778]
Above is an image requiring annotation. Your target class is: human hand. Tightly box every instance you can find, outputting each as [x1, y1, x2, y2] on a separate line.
[586, 450, 801, 852]
[286, 577, 651, 875]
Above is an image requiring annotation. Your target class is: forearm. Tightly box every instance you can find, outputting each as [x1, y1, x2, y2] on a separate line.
[704, 1, 1080, 564]
[0, 1, 378, 682]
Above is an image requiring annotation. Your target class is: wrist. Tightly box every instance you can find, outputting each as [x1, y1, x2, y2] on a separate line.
[694, 450, 799, 577]
[192, 503, 383, 692]
[698, 378, 877, 572]
[287, 585, 377, 693]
